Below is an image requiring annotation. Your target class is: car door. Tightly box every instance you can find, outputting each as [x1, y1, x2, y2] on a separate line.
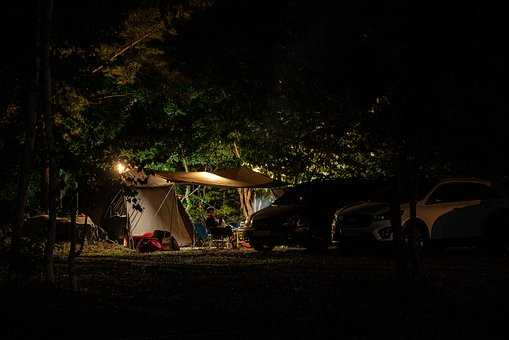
[426, 182, 499, 239]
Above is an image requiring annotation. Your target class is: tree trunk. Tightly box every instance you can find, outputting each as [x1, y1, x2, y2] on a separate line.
[406, 157, 421, 276]
[9, 1, 42, 283]
[68, 181, 79, 291]
[232, 141, 255, 224]
[41, 0, 56, 285]
[390, 160, 406, 278]
[182, 158, 192, 210]
[238, 188, 254, 224]
[41, 160, 49, 213]
[405, 130, 423, 279]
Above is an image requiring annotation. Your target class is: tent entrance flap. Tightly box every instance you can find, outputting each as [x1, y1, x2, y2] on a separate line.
[126, 185, 193, 247]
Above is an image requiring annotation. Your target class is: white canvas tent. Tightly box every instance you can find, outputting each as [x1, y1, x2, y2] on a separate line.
[125, 173, 194, 247]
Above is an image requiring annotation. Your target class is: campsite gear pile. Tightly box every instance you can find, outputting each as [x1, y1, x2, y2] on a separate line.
[24, 213, 102, 242]
[136, 235, 162, 252]
[234, 227, 252, 249]
[133, 230, 180, 252]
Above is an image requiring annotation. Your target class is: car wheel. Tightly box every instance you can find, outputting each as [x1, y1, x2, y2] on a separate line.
[306, 219, 333, 252]
[250, 239, 275, 252]
[305, 232, 330, 252]
[403, 222, 428, 260]
[482, 211, 509, 254]
[336, 242, 353, 255]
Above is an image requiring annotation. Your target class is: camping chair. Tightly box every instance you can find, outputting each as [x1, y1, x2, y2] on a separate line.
[205, 224, 236, 249]
[193, 222, 209, 247]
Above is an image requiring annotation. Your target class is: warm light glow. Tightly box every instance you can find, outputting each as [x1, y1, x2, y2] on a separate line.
[200, 172, 226, 181]
[116, 162, 127, 174]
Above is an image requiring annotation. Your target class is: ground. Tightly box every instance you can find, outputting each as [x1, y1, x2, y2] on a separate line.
[2, 243, 509, 339]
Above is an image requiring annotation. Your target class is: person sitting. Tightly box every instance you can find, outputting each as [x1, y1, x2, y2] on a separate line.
[204, 207, 236, 247]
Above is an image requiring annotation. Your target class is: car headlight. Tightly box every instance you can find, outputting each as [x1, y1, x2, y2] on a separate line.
[332, 213, 343, 232]
[333, 211, 344, 223]
[373, 213, 390, 221]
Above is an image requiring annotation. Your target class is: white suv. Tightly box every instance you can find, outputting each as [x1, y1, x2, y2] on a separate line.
[332, 178, 509, 248]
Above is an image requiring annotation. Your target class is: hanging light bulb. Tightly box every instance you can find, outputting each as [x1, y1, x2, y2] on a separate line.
[116, 162, 127, 174]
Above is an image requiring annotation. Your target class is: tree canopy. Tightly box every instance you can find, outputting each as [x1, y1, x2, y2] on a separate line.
[1, 0, 508, 219]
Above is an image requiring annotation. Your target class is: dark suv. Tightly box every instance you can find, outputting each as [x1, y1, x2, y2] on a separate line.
[245, 180, 385, 251]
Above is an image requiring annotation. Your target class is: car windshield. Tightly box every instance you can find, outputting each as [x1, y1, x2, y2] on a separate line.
[273, 181, 390, 207]
[273, 186, 310, 205]
[367, 179, 435, 204]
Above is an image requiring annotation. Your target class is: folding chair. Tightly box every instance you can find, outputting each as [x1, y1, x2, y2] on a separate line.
[207, 226, 236, 249]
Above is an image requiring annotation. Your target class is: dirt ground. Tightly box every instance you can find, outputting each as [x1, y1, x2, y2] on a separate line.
[2, 244, 509, 339]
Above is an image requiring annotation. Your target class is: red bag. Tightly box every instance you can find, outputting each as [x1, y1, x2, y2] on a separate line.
[137, 238, 162, 252]
[132, 232, 154, 249]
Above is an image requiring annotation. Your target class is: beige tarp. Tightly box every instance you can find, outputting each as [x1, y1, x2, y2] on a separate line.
[126, 184, 194, 247]
[155, 166, 273, 188]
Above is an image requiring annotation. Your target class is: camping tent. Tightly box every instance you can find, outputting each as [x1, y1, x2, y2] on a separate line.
[116, 166, 275, 248]
[124, 173, 194, 247]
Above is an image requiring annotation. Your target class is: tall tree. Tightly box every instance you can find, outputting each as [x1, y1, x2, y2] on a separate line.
[41, 0, 56, 284]
[10, 1, 42, 283]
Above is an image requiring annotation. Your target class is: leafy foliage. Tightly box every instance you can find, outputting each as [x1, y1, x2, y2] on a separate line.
[45, 1, 401, 223]
[6, 0, 497, 226]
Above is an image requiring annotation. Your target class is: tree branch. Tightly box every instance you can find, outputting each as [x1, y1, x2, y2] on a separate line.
[92, 21, 163, 74]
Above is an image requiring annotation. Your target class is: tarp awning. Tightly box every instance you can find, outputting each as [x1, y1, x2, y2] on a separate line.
[155, 166, 274, 188]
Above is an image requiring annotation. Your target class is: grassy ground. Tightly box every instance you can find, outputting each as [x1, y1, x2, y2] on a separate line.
[2, 243, 509, 339]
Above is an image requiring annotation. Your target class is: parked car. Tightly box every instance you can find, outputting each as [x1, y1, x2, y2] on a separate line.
[332, 178, 509, 250]
[245, 180, 387, 251]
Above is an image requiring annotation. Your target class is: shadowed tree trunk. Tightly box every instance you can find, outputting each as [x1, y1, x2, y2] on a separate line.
[389, 101, 407, 278]
[404, 125, 424, 279]
[182, 157, 192, 210]
[9, 0, 42, 283]
[68, 190, 78, 290]
[238, 188, 254, 223]
[390, 154, 406, 278]
[41, 0, 56, 285]
[391, 97, 425, 280]
[232, 142, 254, 223]
[41, 160, 49, 213]
[68, 180, 85, 291]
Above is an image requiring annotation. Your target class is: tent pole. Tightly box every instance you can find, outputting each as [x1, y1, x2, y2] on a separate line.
[154, 186, 172, 217]
[164, 194, 173, 243]
[124, 194, 134, 249]
[180, 185, 200, 202]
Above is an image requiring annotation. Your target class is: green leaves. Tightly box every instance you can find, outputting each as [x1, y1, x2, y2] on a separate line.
[164, 98, 187, 118]
[50, 0, 393, 206]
